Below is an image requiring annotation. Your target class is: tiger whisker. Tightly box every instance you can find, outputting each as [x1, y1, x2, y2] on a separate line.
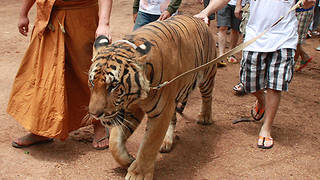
[117, 113, 136, 127]
[81, 113, 94, 126]
[115, 117, 127, 138]
[115, 117, 127, 131]
[117, 117, 132, 134]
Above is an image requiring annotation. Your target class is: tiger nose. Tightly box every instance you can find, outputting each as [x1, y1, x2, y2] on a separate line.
[90, 111, 104, 118]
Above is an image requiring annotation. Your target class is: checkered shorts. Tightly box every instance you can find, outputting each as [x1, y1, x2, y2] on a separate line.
[240, 49, 295, 93]
[296, 10, 313, 44]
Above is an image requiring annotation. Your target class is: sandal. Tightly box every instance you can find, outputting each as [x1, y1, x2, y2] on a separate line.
[227, 55, 238, 64]
[217, 60, 227, 67]
[307, 30, 312, 38]
[295, 57, 312, 72]
[92, 127, 109, 150]
[251, 100, 265, 121]
[233, 82, 246, 96]
[257, 136, 273, 149]
[12, 136, 53, 148]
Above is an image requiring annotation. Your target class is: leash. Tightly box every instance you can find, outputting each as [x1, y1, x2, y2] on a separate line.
[149, 0, 303, 90]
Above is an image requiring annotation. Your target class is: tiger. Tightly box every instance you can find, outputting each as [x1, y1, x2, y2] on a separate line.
[88, 15, 217, 180]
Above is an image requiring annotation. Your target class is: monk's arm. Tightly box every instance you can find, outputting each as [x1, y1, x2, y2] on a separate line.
[18, 0, 36, 36]
[96, 0, 113, 40]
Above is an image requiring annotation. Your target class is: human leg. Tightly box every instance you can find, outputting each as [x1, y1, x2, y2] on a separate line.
[227, 29, 240, 64]
[230, 29, 240, 49]
[295, 10, 313, 71]
[256, 49, 295, 148]
[240, 50, 281, 148]
[251, 90, 266, 121]
[217, 26, 228, 57]
[294, 43, 302, 61]
[217, 5, 233, 67]
[229, 4, 241, 50]
[258, 89, 281, 138]
[256, 89, 281, 149]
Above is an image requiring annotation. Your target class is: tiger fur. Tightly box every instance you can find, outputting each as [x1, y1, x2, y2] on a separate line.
[88, 15, 217, 180]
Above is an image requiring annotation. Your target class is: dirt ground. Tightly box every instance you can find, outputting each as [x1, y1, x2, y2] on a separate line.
[0, 0, 319, 179]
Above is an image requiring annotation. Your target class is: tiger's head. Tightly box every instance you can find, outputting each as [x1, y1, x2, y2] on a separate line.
[88, 35, 151, 126]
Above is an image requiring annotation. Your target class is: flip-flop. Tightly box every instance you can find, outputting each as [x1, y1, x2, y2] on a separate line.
[217, 61, 227, 67]
[295, 57, 312, 72]
[92, 127, 109, 150]
[233, 82, 246, 96]
[251, 101, 265, 121]
[227, 55, 238, 64]
[257, 136, 273, 149]
[12, 138, 54, 148]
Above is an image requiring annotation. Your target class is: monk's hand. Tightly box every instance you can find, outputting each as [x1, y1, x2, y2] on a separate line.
[302, 0, 315, 9]
[234, 5, 242, 19]
[18, 15, 29, 36]
[197, 0, 204, 4]
[96, 24, 112, 43]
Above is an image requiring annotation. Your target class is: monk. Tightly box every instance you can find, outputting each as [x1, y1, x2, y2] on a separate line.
[8, 0, 112, 150]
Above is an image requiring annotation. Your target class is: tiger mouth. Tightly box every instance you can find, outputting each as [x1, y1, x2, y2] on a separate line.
[103, 112, 118, 119]
[99, 109, 125, 127]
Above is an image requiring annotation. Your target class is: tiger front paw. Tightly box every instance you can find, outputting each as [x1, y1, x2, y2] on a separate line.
[197, 112, 212, 125]
[125, 160, 154, 180]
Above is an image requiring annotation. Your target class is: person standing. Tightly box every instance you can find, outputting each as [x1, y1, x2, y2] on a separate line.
[8, 0, 113, 150]
[133, 0, 181, 31]
[195, 0, 315, 149]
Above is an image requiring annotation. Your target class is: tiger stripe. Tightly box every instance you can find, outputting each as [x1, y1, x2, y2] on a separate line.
[88, 15, 217, 177]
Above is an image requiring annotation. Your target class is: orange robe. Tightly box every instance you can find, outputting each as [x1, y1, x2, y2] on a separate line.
[7, 0, 98, 140]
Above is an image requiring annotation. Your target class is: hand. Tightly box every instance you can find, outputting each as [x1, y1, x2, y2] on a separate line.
[234, 5, 242, 19]
[302, 0, 316, 9]
[133, 13, 138, 23]
[194, 11, 209, 25]
[197, 0, 204, 4]
[158, 10, 171, 21]
[95, 24, 112, 43]
[18, 16, 29, 36]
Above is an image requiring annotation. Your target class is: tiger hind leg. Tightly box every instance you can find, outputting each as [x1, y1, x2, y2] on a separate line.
[160, 112, 177, 153]
[197, 68, 216, 125]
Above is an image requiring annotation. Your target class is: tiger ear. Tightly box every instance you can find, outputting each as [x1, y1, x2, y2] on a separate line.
[92, 35, 111, 61]
[135, 40, 153, 55]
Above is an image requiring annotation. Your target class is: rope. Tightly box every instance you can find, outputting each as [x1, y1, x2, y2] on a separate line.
[149, 0, 303, 90]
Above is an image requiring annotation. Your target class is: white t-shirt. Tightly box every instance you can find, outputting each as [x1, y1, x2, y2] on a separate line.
[228, 0, 247, 6]
[244, 0, 298, 52]
[228, 0, 238, 5]
[139, 0, 171, 15]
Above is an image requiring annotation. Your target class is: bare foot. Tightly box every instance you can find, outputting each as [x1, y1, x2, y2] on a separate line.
[12, 133, 53, 148]
[92, 122, 109, 150]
